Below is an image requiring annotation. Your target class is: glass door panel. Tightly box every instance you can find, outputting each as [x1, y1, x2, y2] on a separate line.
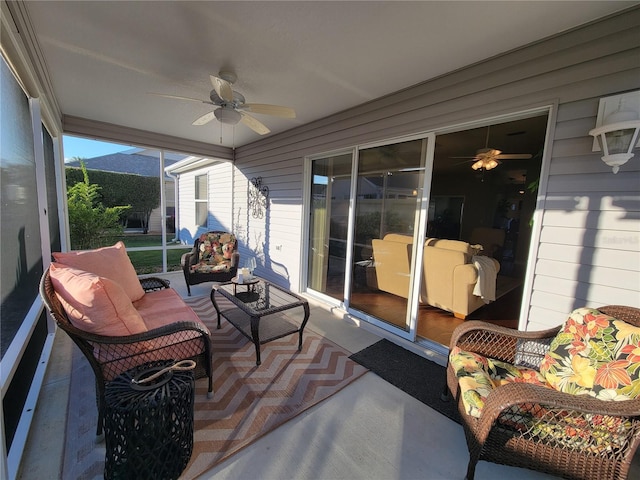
[349, 139, 426, 332]
[307, 153, 353, 300]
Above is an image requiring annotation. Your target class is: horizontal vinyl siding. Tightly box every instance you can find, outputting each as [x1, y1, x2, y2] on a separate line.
[207, 162, 233, 233]
[176, 170, 198, 244]
[233, 159, 303, 290]
[175, 163, 234, 245]
[531, 91, 640, 325]
[232, 8, 640, 326]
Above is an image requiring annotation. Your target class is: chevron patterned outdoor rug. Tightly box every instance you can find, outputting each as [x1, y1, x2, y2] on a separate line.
[62, 295, 368, 480]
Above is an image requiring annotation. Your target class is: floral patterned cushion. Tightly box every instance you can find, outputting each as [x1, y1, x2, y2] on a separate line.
[539, 307, 640, 400]
[449, 346, 550, 418]
[192, 232, 237, 274]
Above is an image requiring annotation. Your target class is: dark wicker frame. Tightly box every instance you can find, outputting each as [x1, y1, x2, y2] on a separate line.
[40, 268, 213, 435]
[445, 305, 640, 480]
[181, 231, 240, 296]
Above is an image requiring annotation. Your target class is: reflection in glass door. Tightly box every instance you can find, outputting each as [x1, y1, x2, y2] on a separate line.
[307, 153, 353, 300]
[349, 139, 427, 332]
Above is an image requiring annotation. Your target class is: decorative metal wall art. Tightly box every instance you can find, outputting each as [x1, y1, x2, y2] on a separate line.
[249, 177, 269, 219]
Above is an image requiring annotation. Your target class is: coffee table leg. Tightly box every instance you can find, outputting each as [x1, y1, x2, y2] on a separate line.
[250, 315, 261, 365]
[210, 289, 222, 329]
[298, 302, 310, 351]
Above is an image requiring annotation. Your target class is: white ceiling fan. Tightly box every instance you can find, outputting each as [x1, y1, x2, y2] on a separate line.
[454, 125, 532, 170]
[150, 71, 295, 135]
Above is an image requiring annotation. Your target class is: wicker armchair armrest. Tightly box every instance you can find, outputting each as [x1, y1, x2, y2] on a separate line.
[139, 276, 171, 292]
[474, 382, 640, 448]
[87, 320, 212, 382]
[449, 320, 561, 364]
[181, 247, 198, 269]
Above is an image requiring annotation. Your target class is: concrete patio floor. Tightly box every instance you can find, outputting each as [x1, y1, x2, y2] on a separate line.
[18, 271, 638, 479]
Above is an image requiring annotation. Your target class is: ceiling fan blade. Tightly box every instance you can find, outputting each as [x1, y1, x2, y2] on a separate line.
[192, 111, 216, 126]
[148, 92, 212, 104]
[241, 103, 296, 118]
[451, 158, 475, 166]
[240, 112, 270, 135]
[210, 75, 233, 102]
[496, 153, 533, 160]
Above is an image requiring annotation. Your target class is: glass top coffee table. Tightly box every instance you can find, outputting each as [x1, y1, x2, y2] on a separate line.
[210, 277, 310, 365]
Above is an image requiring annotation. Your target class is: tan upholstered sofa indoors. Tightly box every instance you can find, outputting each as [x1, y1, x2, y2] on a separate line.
[371, 234, 414, 299]
[422, 238, 500, 319]
[371, 234, 499, 319]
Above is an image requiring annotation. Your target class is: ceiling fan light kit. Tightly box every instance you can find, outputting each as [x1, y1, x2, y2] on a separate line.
[454, 125, 533, 171]
[471, 156, 500, 171]
[214, 107, 242, 125]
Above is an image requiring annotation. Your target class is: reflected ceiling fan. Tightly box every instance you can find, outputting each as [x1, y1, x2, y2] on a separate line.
[150, 71, 295, 135]
[454, 125, 532, 170]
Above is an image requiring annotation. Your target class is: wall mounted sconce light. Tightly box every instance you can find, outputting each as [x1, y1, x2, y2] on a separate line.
[589, 91, 640, 174]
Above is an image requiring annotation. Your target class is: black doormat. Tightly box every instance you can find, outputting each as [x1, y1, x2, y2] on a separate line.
[350, 339, 460, 423]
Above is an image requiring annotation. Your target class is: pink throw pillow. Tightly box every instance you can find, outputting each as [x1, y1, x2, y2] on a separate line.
[53, 241, 145, 302]
[49, 263, 147, 336]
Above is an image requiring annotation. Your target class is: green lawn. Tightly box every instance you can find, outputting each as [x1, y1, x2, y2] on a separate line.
[114, 234, 191, 274]
[128, 249, 189, 275]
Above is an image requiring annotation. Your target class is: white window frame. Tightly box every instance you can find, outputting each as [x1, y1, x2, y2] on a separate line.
[195, 173, 209, 228]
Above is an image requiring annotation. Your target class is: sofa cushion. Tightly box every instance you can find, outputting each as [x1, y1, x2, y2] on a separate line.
[94, 288, 210, 380]
[49, 263, 147, 336]
[449, 346, 550, 418]
[425, 238, 474, 259]
[539, 307, 640, 400]
[134, 288, 207, 330]
[193, 232, 236, 273]
[382, 233, 413, 244]
[53, 241, 145, 302]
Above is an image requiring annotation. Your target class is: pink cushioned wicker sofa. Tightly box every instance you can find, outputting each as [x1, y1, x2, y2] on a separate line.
[40, 241, 213, 435]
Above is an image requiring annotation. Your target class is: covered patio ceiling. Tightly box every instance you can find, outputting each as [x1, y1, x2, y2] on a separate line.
[23, 1, 636, 150]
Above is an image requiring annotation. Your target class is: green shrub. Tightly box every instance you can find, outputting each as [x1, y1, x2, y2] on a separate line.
[66, 165, 160, 233]
[67, 163, 130, 249]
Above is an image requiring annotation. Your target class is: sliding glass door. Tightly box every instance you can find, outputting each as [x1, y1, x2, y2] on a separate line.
[306, 136, 433, 339]
[307, 152, 354, 300]
[349, 138, 428, 333]
[306, 115, 548, 347]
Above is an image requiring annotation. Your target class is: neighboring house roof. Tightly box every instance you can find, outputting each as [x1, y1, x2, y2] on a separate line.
[66, 152, 182, 178]
[164, 155, 225, 174]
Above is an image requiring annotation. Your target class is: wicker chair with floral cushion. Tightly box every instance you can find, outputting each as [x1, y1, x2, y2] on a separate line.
[40, 242, 213, 435]
[445, 305, 640, 480]
[181, 231, 239, 296]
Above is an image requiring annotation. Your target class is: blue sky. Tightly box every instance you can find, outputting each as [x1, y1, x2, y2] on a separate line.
[63, 135, 132, 162]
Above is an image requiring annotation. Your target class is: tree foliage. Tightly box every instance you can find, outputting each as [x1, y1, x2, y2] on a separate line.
[67, 163, 130, 249]
[66, 165, 161, 233]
